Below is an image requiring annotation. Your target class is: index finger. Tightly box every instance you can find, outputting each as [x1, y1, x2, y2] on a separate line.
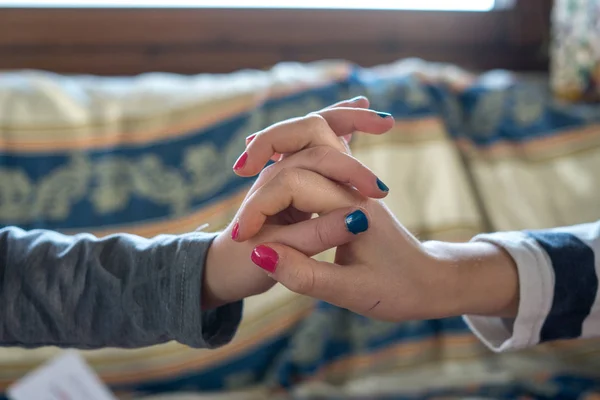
[234, 108, 394, 177]
[246, 96, 370, 147]
[248, 146, 389, 201]
[323, 96, 370, 110]
[234, 167, 363, 242]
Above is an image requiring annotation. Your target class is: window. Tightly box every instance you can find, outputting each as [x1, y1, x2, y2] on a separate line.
[1, 0, 496, 11]
[0, 0, 549, 75]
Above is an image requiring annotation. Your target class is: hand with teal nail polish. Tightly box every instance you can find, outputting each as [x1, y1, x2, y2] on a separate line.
[235, 168, 421, 318]
[228, 131, 452, 322]
[229, 97, 392, 244]
[205, 99, 406, 316]
[208, 98, 518, 331]
[228, 99, 471, 322]
[204, 97, 391, 310]
[243, 190, 469, 322]
[205, 158, 374, 310]
[232, 97, 394, 199]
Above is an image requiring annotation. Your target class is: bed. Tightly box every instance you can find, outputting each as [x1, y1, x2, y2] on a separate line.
[0, 59, 599, 399]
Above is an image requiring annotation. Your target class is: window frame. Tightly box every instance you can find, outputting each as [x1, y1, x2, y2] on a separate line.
[0, 0, 551, 75]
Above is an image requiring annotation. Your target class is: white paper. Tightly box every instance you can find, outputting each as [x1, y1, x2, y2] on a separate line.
[8, 351, 117, 400]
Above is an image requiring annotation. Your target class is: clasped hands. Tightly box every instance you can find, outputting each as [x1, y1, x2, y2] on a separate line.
[204, 97, 520, 322]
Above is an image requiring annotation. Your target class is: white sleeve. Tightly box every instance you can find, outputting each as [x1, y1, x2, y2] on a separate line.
[463, 221, 600, 352]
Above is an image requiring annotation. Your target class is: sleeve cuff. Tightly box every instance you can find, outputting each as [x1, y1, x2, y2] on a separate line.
[169, 232, 243, 349]
[201, 301, 244, 348]
[463, 231, 555, 352]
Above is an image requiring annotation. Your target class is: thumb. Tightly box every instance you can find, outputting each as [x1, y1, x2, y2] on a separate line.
[269, 207, 370, 257]
[249, 243, 364, 309]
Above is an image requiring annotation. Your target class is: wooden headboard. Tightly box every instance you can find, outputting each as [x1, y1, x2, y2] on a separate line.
[0, 0, 551, 75]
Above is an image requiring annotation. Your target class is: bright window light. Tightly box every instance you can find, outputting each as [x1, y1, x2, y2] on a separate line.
[0, 0, 496, 11]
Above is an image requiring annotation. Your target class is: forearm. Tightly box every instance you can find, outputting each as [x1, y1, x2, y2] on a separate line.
[0, 227, 242, 349]
[427, 221, 600, 351]
[423, 241, 520, 318]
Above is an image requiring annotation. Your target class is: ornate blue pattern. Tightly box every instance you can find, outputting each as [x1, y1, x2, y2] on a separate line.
[2, 65, 600, 398]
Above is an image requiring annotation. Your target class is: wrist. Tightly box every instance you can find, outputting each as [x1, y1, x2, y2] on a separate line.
[202, 232, 235, 310]
[422, 240, 520, 318]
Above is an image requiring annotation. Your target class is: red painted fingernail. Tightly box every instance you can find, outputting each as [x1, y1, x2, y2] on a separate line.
[233, 152, 248, 171]
[246, 134, 257, 144]
[231, 222, 239, 240]
[251, 245, 279, 274]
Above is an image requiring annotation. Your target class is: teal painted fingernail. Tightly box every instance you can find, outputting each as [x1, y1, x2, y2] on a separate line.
[376, 112, 392, 118]
[345, 210, 369, 235]
[376, 178, 389, 192]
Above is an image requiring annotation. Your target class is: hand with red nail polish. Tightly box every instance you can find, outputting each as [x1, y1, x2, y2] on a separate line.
[232, 98, 394, 198]
[205, 98, 519, 337]
[203, 99, 391, 310]
[204, 184, 371, 311]
[228, 98, 515, 323]
[203, 98, 394, 309]
[230, 151, 438, 321]
[239, 189, 468, 322]
[204, 160, 377, 309]
[216, 162, 518, 324]
[229, 98, 392, 246]
[204, 99, 401, 312]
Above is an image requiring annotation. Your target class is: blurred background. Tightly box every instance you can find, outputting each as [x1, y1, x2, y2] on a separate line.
[1, 1, 600, 399]
[0, 0, 549, 74]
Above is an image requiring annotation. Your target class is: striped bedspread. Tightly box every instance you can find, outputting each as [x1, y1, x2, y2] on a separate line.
[0, 60, 599, 399]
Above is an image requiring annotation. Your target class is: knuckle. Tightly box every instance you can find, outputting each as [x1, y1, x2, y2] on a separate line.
[305, 114, 345, 151]
[314, 217, 334, 247]
[286, 266, 316, 295]
[251, 169, 276, 194]
[277, 167, 303, 191]
[304, 113, 329, 134]
[259, 163, 279, 180]
[306, 146, 333, 165]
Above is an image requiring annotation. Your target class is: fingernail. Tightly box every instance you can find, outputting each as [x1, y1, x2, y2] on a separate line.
[251, 245, 279, 274]
[376, 112, 392, 119]
[233, 152, 248, 171]
[231, 221, 239, 240]
[345, 210, 369, 235]
[246, 134, 256, 144]
[350, 96, 364, 102]
[376, 178, 389, 192]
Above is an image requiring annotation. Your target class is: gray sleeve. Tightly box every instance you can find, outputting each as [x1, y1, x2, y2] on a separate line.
[0, 227, 243, 349]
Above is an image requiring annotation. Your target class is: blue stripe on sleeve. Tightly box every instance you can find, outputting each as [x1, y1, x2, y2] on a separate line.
[526, 232, 598, 342]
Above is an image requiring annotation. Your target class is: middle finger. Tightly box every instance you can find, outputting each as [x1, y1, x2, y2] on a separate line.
[233, 108, 394, 177]
[233, 167, 365, 242]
